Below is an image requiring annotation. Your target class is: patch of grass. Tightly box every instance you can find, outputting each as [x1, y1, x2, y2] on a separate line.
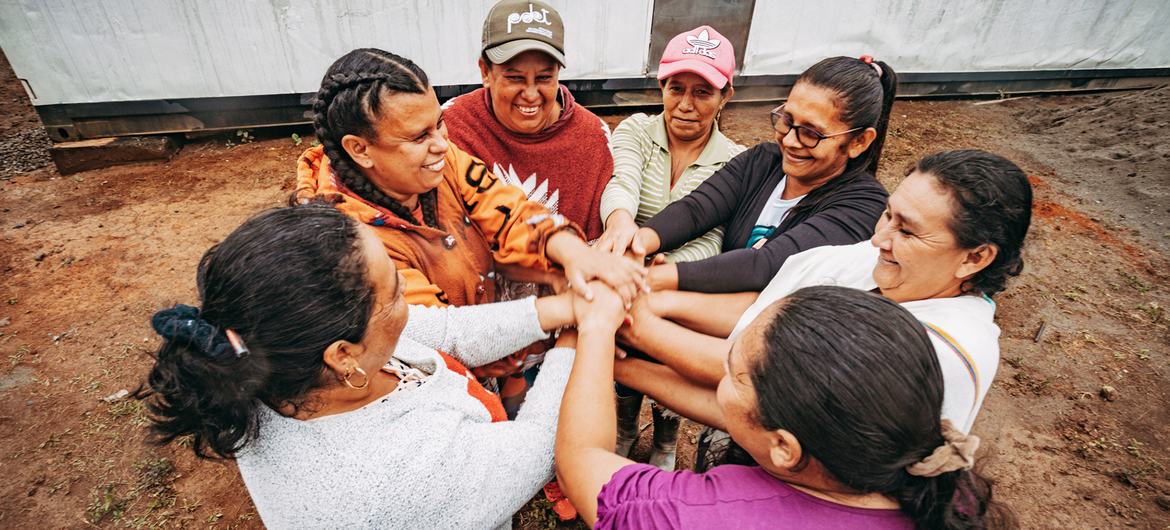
[1138, 302, 1163, 323]
[1119, 271, 1151, 293]
[86, 482, 132, 524]
[85, 456, 179, 526]
[110, 399, 150, 427]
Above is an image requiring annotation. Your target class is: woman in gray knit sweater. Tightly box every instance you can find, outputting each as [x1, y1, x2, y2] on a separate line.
[139, 204, 621, 529]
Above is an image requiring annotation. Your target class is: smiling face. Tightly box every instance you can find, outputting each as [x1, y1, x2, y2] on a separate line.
[660, 73, 730, 143]
[479, 50, 562, 134]
[775, 82, 874, 185]
[344, 87, 450, 206]
[351, 223, 410, 374]
[871, 170, 987, 302]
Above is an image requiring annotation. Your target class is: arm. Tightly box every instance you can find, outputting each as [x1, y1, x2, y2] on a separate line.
[422, 342, 580, 528]
[662, 225, 724, 264]
[598, 115, 651, 231]
[636, 147, 756, 255]
[620, 310, 729, 388]
[675, 185, 888, 293]
[401, 295, 573, 368]
[613, 358, 725, 430]
[648, 290, 758, 338]
[555, 286, 636, 527]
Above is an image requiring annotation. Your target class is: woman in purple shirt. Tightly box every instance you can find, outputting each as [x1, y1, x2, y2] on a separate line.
[556, 285, 1014, 529]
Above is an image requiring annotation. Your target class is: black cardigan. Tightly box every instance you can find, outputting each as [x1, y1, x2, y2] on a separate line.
[643, 142, 888, 293]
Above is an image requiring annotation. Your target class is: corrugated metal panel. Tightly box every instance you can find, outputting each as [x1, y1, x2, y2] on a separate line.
[741, 0, 1170, 75]
[0, 0, 654, 105]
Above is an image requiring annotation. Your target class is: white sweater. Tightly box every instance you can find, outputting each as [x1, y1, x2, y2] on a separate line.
[236, 297, 567, 530]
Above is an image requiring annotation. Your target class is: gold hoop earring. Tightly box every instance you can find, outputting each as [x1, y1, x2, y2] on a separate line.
[342, 366, 369, 390]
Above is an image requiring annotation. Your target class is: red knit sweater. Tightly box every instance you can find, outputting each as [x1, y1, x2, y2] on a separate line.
[443, 86, 613, 240]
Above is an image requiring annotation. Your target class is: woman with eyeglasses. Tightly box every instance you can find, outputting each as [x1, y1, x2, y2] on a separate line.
[625, 56, 897, 293]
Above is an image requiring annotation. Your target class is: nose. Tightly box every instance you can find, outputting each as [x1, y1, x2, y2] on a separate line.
[521, 82, 540, 103]
[678, 93, 694, 113]
[871, 217, 893, 249]
[430, 129, 449, 153]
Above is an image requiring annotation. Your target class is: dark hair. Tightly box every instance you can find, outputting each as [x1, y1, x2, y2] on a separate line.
[913, 150, 1033, 296]
[781, 56, 897, 217]
[748, 286, 1014, 529]
[138, 204, 375, 459]
[305, 48, 440, 228]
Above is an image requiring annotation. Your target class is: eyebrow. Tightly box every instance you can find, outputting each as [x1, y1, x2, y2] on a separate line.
[784, 104, 829, 132]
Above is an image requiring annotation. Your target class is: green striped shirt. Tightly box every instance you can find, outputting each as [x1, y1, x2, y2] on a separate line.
[600, 112, 747, 263]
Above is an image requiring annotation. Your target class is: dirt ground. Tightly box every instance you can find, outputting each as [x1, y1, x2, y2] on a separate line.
[1, 48, 1168, 528]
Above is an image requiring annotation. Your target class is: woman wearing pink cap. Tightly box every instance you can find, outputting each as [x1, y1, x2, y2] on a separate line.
[594, 25, 745, 471]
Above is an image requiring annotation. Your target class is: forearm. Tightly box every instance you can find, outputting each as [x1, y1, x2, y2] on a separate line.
[402, 297, 549, 367]
[653, 290, 758, 338]
[624, 315, 728, 387]
[558, 325, 618, 453]
[613, 358, 726, 430]
[534, 293, 575, 330]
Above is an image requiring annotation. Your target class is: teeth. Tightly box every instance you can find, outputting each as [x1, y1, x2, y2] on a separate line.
[424, 158, 446, 171]
[516, 105, 539, 114]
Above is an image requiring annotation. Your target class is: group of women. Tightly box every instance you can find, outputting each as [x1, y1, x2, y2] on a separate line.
[139, 3, 1032, 528]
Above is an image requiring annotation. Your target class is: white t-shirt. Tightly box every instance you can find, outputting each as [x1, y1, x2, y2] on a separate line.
[730, 241, 1001, 433]
[746, 176, 806, 249]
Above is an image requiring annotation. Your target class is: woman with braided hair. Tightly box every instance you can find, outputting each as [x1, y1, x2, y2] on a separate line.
[294, 48, 646, 318]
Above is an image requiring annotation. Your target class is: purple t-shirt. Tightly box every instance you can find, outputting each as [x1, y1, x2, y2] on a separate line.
[596, 464, 914, 530]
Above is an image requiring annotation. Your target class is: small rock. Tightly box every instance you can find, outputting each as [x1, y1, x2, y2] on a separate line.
[101, 389, 130, 403]
[1099, 385, 1117, 401]
[1156, 495, 1170, 511]
[0, 317, 9, 327]
[12, 222, 24, 229]
[33, 252, 46, 262]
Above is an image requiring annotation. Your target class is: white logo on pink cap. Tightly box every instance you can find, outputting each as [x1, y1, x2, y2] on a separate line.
[682, 29, 720, 59]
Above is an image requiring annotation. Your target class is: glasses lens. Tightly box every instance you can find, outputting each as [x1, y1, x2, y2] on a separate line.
[796, 126, 821, 148]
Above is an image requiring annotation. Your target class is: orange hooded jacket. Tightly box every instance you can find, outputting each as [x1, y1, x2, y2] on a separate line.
[295, 144, 581, 307]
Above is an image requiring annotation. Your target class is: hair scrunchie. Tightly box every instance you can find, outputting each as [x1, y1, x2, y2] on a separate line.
[906, 419, 980, 477]
[859, 55, 883, 78]
[151, 304, 247, 361]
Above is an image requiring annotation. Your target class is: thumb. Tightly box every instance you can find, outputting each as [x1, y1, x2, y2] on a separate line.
[569, 270, 593, 301]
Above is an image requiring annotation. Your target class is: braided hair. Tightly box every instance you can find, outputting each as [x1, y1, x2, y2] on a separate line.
[310, 48, 440, 228]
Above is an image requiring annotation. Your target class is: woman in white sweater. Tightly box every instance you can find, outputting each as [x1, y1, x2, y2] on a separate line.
[139, 203, 621, 529]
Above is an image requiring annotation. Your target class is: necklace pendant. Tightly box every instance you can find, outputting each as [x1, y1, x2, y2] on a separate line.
[443, 235, 457, 249]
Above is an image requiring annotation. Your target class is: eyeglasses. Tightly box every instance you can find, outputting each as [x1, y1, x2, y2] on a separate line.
[769, 104, 863, 149]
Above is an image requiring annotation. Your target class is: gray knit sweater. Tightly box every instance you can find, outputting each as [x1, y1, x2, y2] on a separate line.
[235, 297, 569, 529]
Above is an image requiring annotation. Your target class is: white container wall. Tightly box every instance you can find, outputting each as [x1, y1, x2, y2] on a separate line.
[742, 0, 1170, 75]
[0, 0, 655, 105]
[1, 0, 1168, 107]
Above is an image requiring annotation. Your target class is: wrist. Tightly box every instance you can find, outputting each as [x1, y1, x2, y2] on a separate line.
[546, 230, 585, 264]
[634, 227, 661, 254]
[647, 263, 679, 291]
[578, 319, 621, 337]
[535, 293, 576, 331]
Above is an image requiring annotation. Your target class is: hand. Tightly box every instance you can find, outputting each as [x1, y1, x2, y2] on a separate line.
[547, 232, 649, 307]
[471, 351, 528, 378]
[562, 248, 648, 308]
[572, 281, 628, 335]
[595, 210, 643, 257]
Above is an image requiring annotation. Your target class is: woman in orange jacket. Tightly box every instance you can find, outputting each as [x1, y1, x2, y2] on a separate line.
[295, 48, 645, 315]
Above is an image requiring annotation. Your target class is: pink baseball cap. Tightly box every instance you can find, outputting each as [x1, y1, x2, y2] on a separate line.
[657, 25, 736, 89]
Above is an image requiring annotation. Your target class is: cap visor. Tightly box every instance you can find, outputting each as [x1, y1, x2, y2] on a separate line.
[657, 60, 730, 89]
[485, 39, 566, 67]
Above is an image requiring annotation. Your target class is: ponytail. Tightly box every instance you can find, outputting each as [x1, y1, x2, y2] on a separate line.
[898, 467, 1017, 529]
[137, 204, 375, 459]
[795, 55, 899, 176]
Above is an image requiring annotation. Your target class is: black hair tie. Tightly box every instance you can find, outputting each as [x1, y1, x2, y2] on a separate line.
[151, 304, 244, 361]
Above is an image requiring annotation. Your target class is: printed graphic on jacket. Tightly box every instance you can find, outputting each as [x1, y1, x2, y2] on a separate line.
[494, 162, 560, 213]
